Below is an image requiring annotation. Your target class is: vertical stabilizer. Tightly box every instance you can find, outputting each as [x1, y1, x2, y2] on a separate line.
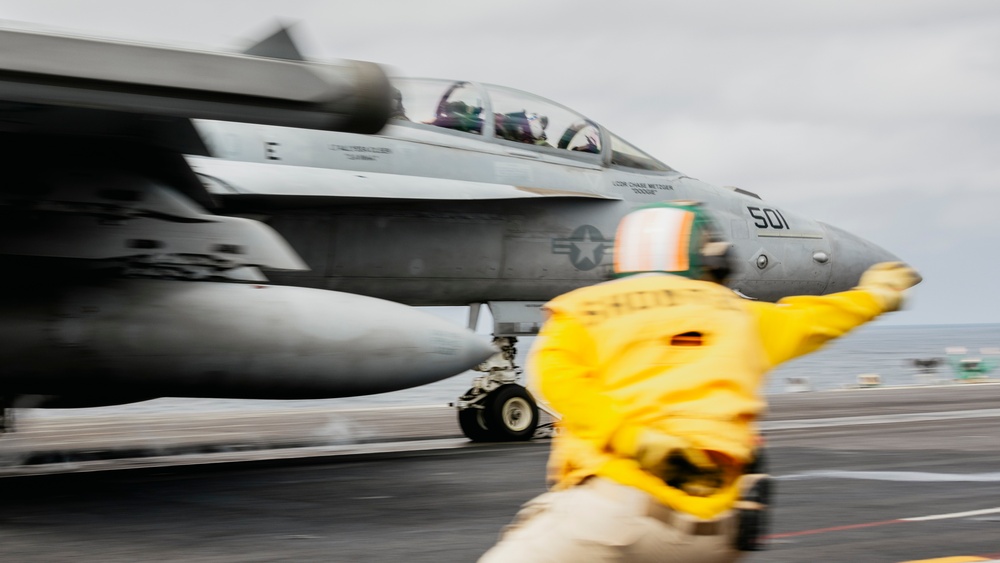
[243, 25, 305, 61]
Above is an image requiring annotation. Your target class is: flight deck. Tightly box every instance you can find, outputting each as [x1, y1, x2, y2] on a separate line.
[1, 385, 999, 562]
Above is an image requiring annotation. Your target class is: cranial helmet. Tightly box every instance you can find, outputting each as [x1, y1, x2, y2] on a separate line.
[526, 112, 548, 140]
[612, 201, 732, 283]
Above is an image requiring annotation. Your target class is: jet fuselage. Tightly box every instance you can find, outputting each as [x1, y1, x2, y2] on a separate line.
[190, 78, 895, 306]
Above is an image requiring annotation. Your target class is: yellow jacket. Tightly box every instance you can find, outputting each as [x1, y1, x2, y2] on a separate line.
[528, 273, 887, 519]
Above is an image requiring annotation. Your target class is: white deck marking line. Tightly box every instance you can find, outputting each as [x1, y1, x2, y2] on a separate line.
[769, 506, 1000, 539]
[778, 470, 1000, 483]
[902, 507, 1000, 522]
[0, 437, 473, 477]
[761, 408, 1000, 430]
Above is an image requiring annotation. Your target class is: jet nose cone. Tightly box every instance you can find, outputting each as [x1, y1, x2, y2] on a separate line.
[820, 222, 902, 292]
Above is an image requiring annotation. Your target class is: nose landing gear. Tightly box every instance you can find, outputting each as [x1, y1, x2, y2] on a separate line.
[454, 336, 543, 442]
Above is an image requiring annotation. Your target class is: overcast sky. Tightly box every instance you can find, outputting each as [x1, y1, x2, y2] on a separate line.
[3, 0, 998, 326]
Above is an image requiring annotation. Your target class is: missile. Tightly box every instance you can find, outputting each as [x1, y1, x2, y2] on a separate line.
[0, 280, 495, 403]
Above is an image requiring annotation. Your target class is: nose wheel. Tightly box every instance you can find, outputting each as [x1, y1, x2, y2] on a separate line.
[457, 383, 538, 442]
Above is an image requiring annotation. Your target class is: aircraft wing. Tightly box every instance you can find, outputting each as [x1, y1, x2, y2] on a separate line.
[0, 27, 391, 136]
[0, 25, 394, 274]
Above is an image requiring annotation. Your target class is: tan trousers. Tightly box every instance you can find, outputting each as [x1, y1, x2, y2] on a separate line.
[479, 477, 741, 563]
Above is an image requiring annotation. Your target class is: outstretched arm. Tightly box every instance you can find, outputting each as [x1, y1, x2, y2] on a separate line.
[753, 262, 921, 367]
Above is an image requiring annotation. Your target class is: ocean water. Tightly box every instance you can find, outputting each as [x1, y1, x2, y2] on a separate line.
[27, 322, 1000, 418]
[763, 322, 1000, 394]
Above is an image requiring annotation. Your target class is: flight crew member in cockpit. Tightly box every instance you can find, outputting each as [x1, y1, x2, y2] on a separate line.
[389, 88, 409, 121]
[496, 111, 550, 146]
[479, 201, 921, 562]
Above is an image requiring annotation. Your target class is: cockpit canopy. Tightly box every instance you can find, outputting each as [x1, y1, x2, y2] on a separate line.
[391, 78, 672, 172]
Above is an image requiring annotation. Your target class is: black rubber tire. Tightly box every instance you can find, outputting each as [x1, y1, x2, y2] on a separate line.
[483, 384, 538, 442]
[746, 446, 768, 474]
[736, 475, 773, 551]
[458, 388, 497, 442]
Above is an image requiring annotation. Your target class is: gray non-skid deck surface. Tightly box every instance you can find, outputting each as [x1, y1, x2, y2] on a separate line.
[0, 384, 998, 562]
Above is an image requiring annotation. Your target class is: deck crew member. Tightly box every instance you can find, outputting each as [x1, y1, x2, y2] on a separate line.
[480, 201, 921, 562]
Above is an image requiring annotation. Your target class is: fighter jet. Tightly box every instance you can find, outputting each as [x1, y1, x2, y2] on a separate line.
[188, 75, 899, 441]
[0, 26, 899, 443]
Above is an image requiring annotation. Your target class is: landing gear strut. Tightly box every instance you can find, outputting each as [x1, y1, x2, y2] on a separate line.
[455, 336, 549, 442]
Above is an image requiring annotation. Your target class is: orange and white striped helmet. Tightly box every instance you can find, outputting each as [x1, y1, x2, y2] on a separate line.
[613, 201, 731, 282]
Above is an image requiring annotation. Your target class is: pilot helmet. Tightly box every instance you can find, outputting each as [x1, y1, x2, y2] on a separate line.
[526, 113, 548, 140]
[612, 201, 732, 283]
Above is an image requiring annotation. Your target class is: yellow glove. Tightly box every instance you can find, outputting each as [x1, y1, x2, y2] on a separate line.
[855, 262, 922, 312]
[610, 426, 717, 477]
